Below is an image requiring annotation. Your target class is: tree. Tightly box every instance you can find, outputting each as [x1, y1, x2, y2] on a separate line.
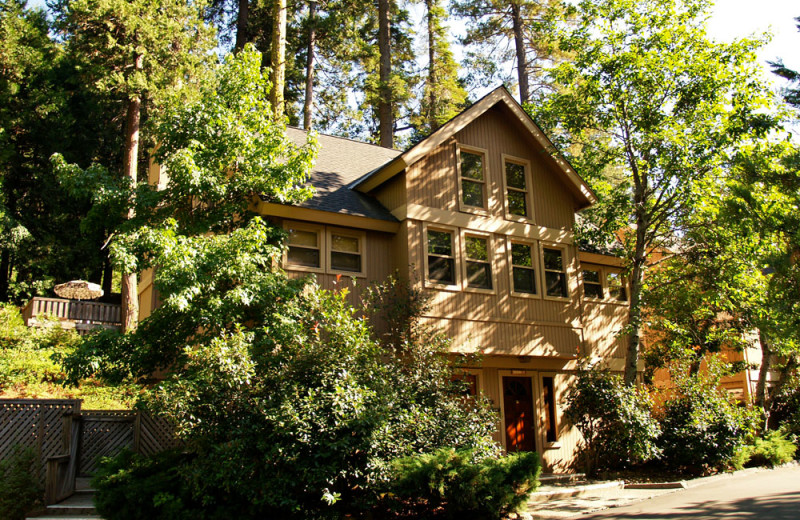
[451, 0, 566, 103]
[52, 0, 215, 332]
[769, 16, 800, 109]
[412, 0, 467, 137]
[534, 0, 771, 385]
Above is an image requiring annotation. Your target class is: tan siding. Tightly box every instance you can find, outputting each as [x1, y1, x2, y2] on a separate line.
[407, 138, 459, 213]
[583, 301, 628, 359]
[373, 174, 407, 213]
[541, 372, 583, 472]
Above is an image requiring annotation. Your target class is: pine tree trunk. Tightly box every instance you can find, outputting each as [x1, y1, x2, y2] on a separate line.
[0, 248, 10, 302]
[270, 0, 287, 121]
[426, 0, 436, 131]
[101, 251, 113, 298]
[511, 2, 529, 104]
[303, 0, 316, 130]
[378, 0, 393, 148]
[121, 54, 143, 334]
[235, 0, 250, 51]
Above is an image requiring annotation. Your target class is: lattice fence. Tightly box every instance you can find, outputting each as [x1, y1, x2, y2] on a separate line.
[78, 410, 182, 476]
[0, 399, 81, 481]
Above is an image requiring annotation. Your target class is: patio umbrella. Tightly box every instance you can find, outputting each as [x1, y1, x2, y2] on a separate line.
[54, 280, 104, 300]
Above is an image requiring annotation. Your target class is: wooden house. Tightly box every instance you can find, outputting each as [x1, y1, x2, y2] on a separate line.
[139, 86, 633, 471]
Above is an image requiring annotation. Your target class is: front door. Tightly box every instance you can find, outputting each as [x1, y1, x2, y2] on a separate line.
[503, 376, 536, 452]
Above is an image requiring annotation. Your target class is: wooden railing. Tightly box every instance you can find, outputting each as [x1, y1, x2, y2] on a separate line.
[21, 297, 121, 327]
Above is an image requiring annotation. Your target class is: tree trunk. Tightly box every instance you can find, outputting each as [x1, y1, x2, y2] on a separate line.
[754, 329, 773, 427]
[101, 250, 113, 298]
[426, 0, 436, 131]
[270, 0, 287, 121]
[623, 190, 649, 385]
[303, 0, 317, 130]
[511, 2, 529, 104]
[235, 0, 250, 51]
[0, 248, 10, 302]
[378, 0, 393, 148]
[121, 54, 143, 334]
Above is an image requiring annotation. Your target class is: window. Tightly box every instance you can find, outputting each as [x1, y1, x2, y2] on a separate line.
[427, 229, 456, 285]
[504, 158, 530, 219]
[287, 226, 322, 269]
[510, 242, 537, 295]
[458, 149, 487, 210]
[607, 271, 628, 302]
[329, 232, 362, 273]
[582, 268, 604, 299]
[464, 234, 492, 290]
[542, 376, 558, 443]
[543, 247, 568, 298]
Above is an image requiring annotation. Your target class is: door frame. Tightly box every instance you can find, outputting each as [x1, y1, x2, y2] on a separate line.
[498, 370, 541, 453]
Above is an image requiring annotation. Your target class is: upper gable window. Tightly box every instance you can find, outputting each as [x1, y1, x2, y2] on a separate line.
[427, 229, 457, 285]
[458, 148, 487, 211]
[287, 227, 322, 269]
[464, 234, 492, 290]
[543, 247, 568, 298]
[503, 158, 532, 219]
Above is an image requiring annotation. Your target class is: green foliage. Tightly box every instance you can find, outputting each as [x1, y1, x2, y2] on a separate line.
[0, 303, 135, 408]
[564, 365, 661, 475]
[384, 448, 541, 519]
[92, 449, 202, 520]
[0, 445, 43, 520]
[770, 370, 800, 436]
[733, 429, 797, 470]
[658, 364, 757, 471]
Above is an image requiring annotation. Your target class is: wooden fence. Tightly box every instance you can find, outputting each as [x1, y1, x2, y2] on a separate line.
[0, 399, 180, 504]
[21, 297, 122, 329]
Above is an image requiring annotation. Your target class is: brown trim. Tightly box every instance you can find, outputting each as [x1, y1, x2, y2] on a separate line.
[256, 202, 400, 233]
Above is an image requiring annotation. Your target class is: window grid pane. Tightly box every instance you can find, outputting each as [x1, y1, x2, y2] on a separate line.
[511, 243, 536, 294]
[428, 230, 455, 284]
[331, 234, 359, 253]
[461, 179, 485, 208]
[460, 151, 484, 180]
[543, 248, 567, 297]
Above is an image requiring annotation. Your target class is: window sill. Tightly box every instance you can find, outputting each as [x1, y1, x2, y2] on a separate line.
[510, 291, 541, 300]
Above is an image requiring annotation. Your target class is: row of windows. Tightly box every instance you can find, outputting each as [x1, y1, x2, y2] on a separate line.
[425, 226, 570, 299]
[457, 145, 536, 222]
[285, 223, 366, 277]
[582, 266, 628, 302]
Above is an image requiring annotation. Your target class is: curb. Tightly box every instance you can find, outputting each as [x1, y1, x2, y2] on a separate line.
[528, 480, 625, 504]
[625, 481, 687, 489]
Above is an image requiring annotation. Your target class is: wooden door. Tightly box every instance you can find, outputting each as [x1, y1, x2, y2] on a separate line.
[503, 376, 536, 452]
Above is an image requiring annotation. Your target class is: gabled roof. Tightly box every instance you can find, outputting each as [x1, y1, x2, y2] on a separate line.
[283, 127, 400, 222]
[351, 86, 597, 209]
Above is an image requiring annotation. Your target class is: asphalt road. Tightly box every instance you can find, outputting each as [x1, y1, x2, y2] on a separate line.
[582, 464, 800, 519]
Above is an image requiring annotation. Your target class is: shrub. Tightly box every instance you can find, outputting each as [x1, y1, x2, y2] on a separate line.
[733, 429, 798, 469]
[770, 371, 800, 437]
[0, 445, 43, 520]
[564, 365, 661, 475]
[658, 367, 757, 471]
[383, 448, 541, 519]
[93, 449, 202, 520]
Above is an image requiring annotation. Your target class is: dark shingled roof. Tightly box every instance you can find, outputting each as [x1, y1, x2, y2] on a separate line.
[283, 127, 401, 222]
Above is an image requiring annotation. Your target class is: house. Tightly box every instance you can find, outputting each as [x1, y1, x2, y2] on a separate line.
[138, 86, 633, 471]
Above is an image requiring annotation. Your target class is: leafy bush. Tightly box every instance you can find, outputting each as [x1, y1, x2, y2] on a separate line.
[564, 365, 661, 475]
[0, 446, 43, 520]
[383, 448, 541, 519]
[733, 429, 798, 469]
[658, 367, 757, 471]
[769, 370, 800, 437]
[0, 303, 134, 408]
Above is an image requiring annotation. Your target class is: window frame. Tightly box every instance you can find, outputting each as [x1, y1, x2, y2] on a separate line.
[507, 237, 541, 299]
[539, 243, 571, 301]
[580, 265, 629, 304]
[423, 223, 461, 290]
[605, 269, 629, 303]
[284, 222, 326, 274]
[460, 229, 496, 294]
[501, 154, 535, 223]
[540, 373, 561, 448]
[455, 144, 490, 215]
[326, 227, 367, 278]
[581, 267, 605, 301]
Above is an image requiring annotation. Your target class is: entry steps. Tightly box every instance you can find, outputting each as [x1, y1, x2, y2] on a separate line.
[27, 478, 102, 520]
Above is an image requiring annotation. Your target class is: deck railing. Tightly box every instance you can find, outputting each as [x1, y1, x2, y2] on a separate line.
[21, 297, 122, 327]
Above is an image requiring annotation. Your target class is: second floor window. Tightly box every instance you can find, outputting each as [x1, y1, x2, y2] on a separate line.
[287, 228, 321, 268]
[607, 271, 628, 302]
[511, 242, 537, 294]
[330, 233, 362, 273]
[505, 160, 529, 218]
[543, 247, 567, 298]
[583, 269, 603, 298]
[427, 229, 456, 285]
[459, 150, 486, 209]
[464, 235, 492, 289]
